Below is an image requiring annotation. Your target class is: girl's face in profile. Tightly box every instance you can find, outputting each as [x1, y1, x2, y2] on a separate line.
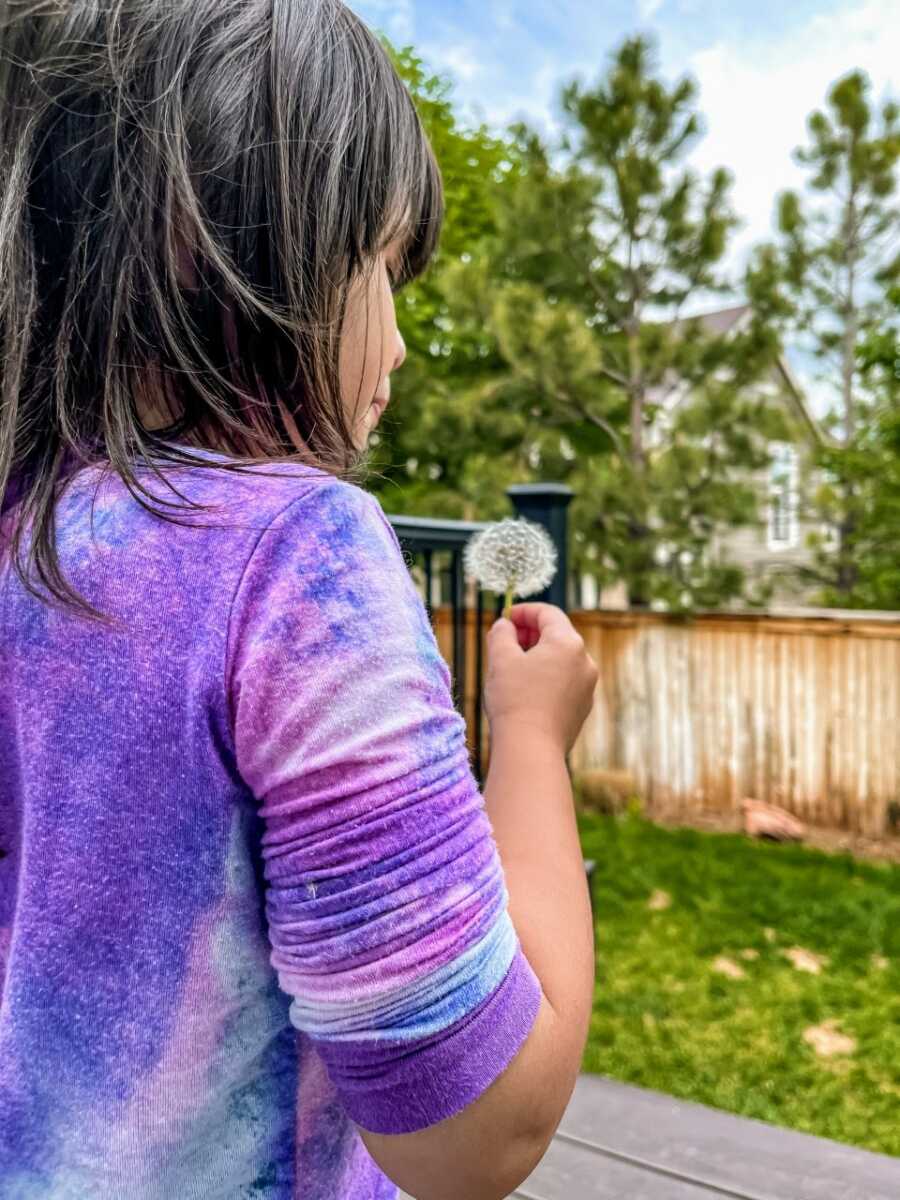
[339, 238, 408, 452]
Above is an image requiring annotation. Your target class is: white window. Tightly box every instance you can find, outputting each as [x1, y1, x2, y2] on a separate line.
[768, 443, 799, 551]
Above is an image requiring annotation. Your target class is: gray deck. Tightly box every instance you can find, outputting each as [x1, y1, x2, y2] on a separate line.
[398, 1074, 898, 1199]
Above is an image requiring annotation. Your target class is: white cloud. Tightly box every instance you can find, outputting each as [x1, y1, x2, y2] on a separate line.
[478, 60, 566, 132]
[422, 42, 483, 83]
[681, 0, 900, 415]
[687, 0, 900, 269]
[638, 0, 665, 19]
[349, 0, 414, 43]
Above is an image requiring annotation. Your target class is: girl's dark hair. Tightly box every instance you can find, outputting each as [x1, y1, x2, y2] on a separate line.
[0, 0, 443, 623]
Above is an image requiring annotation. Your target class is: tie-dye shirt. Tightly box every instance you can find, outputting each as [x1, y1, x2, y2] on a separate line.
[0, 446, 543, 1199]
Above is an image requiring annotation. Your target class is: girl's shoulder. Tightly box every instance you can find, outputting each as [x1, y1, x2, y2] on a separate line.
[53, 446, 365, 548]
[118, 445, 349, 516]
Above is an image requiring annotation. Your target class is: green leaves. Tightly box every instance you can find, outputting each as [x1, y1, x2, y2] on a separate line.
[367, 34, 790, 610]
[753, 65, 900, 607]
[498, 35, 778, 610]
[369, 33, 900, 615]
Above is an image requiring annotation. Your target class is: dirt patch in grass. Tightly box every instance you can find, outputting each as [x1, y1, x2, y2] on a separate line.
[784, 947, 828, 974]
[803, 1020, 857, 1058]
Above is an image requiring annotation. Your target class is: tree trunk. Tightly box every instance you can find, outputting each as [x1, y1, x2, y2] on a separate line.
[837, 508, 858, 596]
[628, 516, 653, 610]
[836, 190, 859, 599]
[625, 310, 652, 608]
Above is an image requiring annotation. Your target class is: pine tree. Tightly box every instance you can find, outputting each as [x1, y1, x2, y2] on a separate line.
[836, 324, 900, 608]
[372, 37, 793, 612]
[458, 36, 789, 609]
[749, 70, 900, 603]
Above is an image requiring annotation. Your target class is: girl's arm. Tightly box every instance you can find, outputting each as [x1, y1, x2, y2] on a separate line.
[359, 724, 594, 1200]
[229, 479, 581, 1200]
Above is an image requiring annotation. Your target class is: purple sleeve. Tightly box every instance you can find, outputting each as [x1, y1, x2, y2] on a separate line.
[225, 478, 543, 1135]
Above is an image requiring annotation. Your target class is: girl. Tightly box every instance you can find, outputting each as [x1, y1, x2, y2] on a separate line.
[0, 2, 598, 1198]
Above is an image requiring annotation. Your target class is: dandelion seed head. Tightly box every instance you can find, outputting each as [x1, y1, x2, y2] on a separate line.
[463, 518, 558, 598]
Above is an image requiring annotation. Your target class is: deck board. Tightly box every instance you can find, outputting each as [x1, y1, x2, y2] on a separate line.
[556, 1076, 898, 1200]
[397, 1074, 898, 1199]
[509, 1130, 713, 1199]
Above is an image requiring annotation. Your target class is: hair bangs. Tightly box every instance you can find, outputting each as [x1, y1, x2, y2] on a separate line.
[379, 87, 445, 290]
[338, 6, 444, 290]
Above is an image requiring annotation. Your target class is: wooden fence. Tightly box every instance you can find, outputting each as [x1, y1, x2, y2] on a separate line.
[434, 606, 900, 837]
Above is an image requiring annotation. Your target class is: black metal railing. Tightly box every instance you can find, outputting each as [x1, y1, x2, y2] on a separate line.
[386, 513, 493, 780]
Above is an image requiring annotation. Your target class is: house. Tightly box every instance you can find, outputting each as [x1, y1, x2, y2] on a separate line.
[579, 304, 830, 611]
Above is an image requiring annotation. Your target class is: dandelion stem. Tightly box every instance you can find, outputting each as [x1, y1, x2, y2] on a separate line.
[503, 583, 515, 620]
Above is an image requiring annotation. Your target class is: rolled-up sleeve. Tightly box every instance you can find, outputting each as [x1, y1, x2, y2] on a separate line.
[225, 478, 542, 1135]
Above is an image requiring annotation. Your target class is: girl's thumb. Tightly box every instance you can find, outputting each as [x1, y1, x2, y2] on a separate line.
[489, 617, 519, 649]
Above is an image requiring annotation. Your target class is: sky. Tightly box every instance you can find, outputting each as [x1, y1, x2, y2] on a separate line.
[350, 0, 900, 417]
[351, 0, 899, 267]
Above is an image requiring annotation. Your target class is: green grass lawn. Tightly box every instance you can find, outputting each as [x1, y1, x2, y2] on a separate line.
[576, 811, 900, 1157]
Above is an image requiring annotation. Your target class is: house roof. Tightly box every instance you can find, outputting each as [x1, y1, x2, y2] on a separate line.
[663, 304, 825, 446]
[668, 304, 752, 340]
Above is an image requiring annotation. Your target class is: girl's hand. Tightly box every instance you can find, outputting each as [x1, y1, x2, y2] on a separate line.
[483, 603, 599, 757]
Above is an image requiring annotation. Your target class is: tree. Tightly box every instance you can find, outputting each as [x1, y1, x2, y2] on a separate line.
[368, 37, 794, 612]
[453, 36, 790, 609]
[749, 70, 900, 603]
[827, 324, 900, 608]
